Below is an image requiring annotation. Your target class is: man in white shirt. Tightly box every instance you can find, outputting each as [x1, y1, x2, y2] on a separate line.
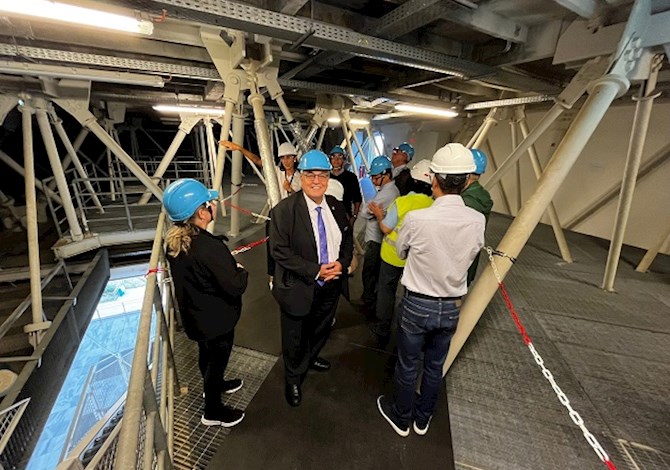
[376, 143, 485, 437]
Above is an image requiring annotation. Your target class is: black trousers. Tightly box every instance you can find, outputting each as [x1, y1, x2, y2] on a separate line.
[375, 260, 404, 336]
[361, 241, 382, 310]
[281, 280, 341, 385]
[198, 330, 234, 416]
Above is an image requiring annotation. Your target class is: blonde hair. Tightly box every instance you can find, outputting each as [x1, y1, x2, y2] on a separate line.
[166, 222, 200, 257]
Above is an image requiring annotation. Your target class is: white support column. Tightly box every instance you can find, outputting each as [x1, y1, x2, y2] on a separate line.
[19, 102, 51, 349]
[54, 99, 163, 201]
[316, 124, 328, 151]
[0, 149, 63, 205]
[34, 101, 84, 241]
[482, 140, 512, 214]
[338, 114, 359, 176]
[138, 115, 199, 205]
[602, 55, 662, 291]
[212, 100, 236, 213]
[636, 227, 670, 273]
[515, 108, 573, 263]
[304, 122, 319, 148]
[229, 106, 245, 237]
[509, 116, 522, 213]
[249, 91, 282, 208]
[444, 74, 629, 374]
[48, 127, 89, 190]
[49, 107, 104, 214]
[467, 107, 500, 149]
[204, 118, 218, 183]
[484, 57, 610, 190]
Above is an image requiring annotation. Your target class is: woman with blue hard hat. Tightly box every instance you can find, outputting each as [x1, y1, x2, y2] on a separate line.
[163, 178, 248, 428]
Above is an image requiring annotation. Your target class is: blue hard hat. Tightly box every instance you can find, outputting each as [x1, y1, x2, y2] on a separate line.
[393, 142, 415, 160]
[329, 146, 345, 156]
[471, 148, 488, 174]
[368, 155, 392, 176]
[298, 150, 333, 171]
[163, 178, 218, 222]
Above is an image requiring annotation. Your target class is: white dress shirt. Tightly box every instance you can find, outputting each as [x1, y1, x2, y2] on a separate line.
[304, 192, 342, 264]
[397, 195, 485, 298]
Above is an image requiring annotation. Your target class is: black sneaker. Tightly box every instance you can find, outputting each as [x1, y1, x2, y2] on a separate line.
[222, 378, 243, 394]
[413, 416, 432, 435]
[202, 379, 244, 399]
[376, 395, 409, 437]
[201, 407, 245, 427]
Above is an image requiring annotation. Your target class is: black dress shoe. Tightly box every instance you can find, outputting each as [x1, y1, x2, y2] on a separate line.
[285, 383, 301, 407]
[310, 357, 331, 371]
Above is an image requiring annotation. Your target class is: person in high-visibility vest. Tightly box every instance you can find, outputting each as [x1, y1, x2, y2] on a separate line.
[367, 159, 434, 343]
[461, 148, 493, 286]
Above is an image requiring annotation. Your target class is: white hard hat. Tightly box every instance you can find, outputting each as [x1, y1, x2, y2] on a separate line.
[325, 178, 344, 201]
[278, 142, 297, 157]
[410, 159, 432, 185]
[429, 143, 476, 174]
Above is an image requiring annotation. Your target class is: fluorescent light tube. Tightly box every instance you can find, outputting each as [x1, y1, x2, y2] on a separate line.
[0, 0, 153, 35]
[394, 104, 458, 118]
[327, 117, 370, 126]
[153, 105, 226, 116]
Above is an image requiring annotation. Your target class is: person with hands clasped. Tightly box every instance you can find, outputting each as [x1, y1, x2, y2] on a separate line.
[269, 150, 353, 407]
[163, 178, 248, 429]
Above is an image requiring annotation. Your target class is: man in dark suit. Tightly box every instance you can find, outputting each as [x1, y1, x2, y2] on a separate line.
[269, 150, 353, 406]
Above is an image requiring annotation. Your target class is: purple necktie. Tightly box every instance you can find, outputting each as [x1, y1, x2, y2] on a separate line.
[316, 207, 329, 286]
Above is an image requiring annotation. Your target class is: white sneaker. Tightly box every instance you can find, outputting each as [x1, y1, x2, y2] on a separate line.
[413, 416, 432, 436]
[201, 408, 245, 428]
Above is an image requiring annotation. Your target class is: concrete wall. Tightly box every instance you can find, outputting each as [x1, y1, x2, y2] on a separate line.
[375, 99, 670, 256]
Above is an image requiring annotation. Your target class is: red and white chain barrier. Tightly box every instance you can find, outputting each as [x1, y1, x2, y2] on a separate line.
[231, 236, 269, 256]
[485, 247, 618, 470]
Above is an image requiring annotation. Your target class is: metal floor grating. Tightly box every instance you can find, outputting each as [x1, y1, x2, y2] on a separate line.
[172, 333, 277, 469]
[616, 440, 670, 470]
[450, 214, 670, 470]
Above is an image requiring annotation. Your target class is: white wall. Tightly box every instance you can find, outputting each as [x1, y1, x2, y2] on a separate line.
[376, 101, 670, 256]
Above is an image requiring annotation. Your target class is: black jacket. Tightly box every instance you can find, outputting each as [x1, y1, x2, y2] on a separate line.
[168, 229, 248, 341]
[269, 191, 353, 317]
[394, 167, 413, 196]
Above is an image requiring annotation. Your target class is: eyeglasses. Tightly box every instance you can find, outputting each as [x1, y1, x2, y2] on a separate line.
[302, 173, 330, 182]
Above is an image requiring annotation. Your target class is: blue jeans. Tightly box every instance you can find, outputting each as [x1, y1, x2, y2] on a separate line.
[391, 290, 461, 427]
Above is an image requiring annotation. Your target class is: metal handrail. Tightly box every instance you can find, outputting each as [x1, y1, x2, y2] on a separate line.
[113, 211, 177, 469]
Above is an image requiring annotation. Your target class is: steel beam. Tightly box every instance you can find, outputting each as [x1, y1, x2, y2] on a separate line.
[445, 73, 630, 374]
[138, 116, 200, 205]
[602, 55, 662, 291]
[145, 0, 494, 78]
[249, 90, 282, 207]
[483, 139, 512, 214]
[49, 107, 104, 214]
[515, 108, 573, 263]
[483, 56, 611, 190]
[54, 98, 163, 201]
[229, 107, 245, 237]
[636, 227, 670, 272]
[34, 101, 84, 241]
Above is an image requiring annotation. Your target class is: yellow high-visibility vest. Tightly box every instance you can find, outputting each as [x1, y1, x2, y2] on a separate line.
[380, 193, 434, 267]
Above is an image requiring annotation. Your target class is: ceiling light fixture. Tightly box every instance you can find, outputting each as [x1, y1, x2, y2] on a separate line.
[0, 0, 154, 35]
[327, 117, 370, 126]
[153, 105, 226, 116]
[394, 104, 459, 118]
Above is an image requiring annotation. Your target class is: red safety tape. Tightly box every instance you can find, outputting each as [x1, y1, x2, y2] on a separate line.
[495, 280, 618, 470]
[231, 236, 269, 256]
[224, 201, 271, 221]
[145, 267, 165, 277]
